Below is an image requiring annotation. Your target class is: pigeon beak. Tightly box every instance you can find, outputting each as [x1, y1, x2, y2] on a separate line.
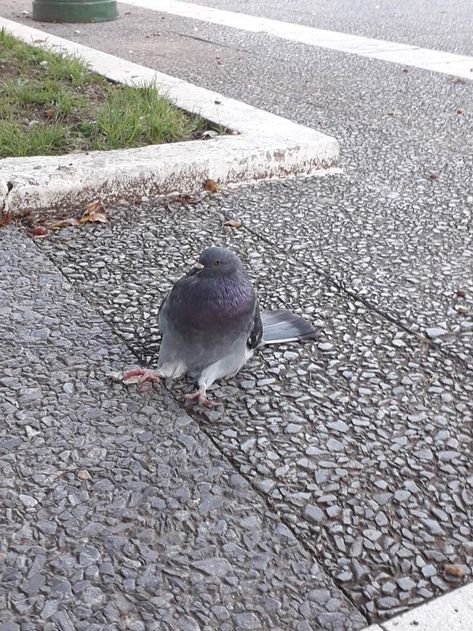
[193, 262, 205, 270]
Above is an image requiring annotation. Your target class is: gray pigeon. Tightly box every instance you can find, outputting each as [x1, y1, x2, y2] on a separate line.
[123, 246, 316, 407]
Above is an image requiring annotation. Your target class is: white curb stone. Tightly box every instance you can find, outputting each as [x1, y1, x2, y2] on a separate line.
[0, 18, 339, 214]
[361, 583, 473, 631]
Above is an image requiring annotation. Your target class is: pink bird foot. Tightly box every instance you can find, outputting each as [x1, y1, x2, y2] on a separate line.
[122, 367, 161, 389]
[184, 388, 214, 408]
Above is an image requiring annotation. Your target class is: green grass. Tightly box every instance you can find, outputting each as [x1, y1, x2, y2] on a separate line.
[0, 29, 207, 158]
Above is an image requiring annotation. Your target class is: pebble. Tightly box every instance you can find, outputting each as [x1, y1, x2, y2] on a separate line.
[425, 327, 448, 338]
[286, 423, 303, 433]
[421, 564, 437, 578]
[303, 504, 325, 523]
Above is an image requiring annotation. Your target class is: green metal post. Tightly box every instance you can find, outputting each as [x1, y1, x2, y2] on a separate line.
[32, 0, 118, 23]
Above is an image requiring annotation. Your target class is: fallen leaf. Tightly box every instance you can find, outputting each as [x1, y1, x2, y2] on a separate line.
[79, 200, 107, 223]
[33, 225, 47, 238]
[444, 564, 465, 578]
[223, 218, 242, 229]
[456, 306, 469, 316]
[174, 193, 200, 205]
[47, 218, 79, 230]
[456, 108, 465, 115]
[0, 211, 12, 226]
[204, 179, 219, 192]
[457, 288, 467, 298]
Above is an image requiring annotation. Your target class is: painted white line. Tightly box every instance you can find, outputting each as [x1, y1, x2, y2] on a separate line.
[0, 18, 338, 213]
[124, 0, 473, 80]
[360, 583, 473, 631]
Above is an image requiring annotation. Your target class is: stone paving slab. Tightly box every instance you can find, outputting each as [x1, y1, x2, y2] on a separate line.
[0, 227, 366, 631]
[204, 177, 473, 366]
[34, 200, 473, 621]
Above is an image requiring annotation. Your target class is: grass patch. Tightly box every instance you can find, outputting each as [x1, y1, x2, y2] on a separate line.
[0, 29, 208, 158]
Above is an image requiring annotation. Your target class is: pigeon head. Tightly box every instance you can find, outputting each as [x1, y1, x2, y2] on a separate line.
[193, 247, 242, 277]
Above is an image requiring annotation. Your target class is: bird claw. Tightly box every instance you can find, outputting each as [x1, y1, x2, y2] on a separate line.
[122, 368, 161, 389]
[184, 390, 214, 408]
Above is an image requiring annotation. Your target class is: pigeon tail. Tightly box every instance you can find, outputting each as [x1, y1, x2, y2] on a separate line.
[261, 310, 316, 345]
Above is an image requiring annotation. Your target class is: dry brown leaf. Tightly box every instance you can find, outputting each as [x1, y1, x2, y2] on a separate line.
[47, 218, 80, 230]
[79, 200, 107, 224]
[0, 211, 12, 227]
[174, 193, 200, 205]
[223, 218, 242, 229]
[457, 288, 467, 297]
[33, 226, 47, 238]
[204, 179, 219, 192]
[444, 564, 465, 578]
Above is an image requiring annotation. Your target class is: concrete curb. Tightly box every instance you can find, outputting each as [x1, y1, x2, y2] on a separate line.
[362, 583, 473, 631]
[0, 18, 339, 214]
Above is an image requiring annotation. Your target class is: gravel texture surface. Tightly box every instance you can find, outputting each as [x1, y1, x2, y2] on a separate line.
[34, 199, 473, 621]
[0, 228, 366, 630]
[1, 0, 472, 624]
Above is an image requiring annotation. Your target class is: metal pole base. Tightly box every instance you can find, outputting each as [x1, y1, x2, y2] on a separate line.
[32, 0, 119, 23]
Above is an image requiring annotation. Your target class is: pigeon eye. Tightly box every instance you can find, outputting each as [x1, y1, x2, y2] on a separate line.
[214, 259, 221, 266]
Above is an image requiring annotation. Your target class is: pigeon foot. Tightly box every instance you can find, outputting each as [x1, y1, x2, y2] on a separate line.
[122, 367, 162, 389]
[184, 388, 214, 408]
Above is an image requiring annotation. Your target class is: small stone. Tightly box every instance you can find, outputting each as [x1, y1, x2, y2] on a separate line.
[286, 423, 303, 433]
[397, 577, 416, 591]
[19, 494, 38, 508]
[318, 343, 334, 352]
[326, 438, 344, 452]
[375, 512, 388, 527]
[303, 504, 325, 523]
[254, 479, 274, 493]
[377, 597, 399, 610]
[422, 564, 437, 578]
[394, 490, 411, 502]
[381, 581, 396, 595]
[191, 558, 233, 577]
[233, 613, 261, 629]
[41, 600, 59, 620]
[177, 616, 200, 631]
[363, 528, 382, 542]
[212, 605, 230, 621]
[79, 546, 101, 566]
[77, 469, 91, 480]
[53, 611, 75, 631]
[425, 327, 448, 339]
[326, 505, 341, 518]
[22, 573, 45, 595]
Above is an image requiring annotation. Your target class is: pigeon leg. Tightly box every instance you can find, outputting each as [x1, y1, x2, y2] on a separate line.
[122, 367, 162, 387]
[184, 387, 214, 408]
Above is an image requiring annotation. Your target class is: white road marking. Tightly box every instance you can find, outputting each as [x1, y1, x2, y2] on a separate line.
[124, 0, 473, 79]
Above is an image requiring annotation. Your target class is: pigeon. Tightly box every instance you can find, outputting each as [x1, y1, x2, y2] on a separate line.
[123, 246, 316, 407]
